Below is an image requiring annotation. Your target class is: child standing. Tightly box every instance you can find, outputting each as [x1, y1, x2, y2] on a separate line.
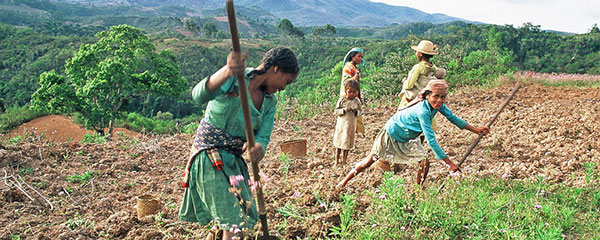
[333, 80, 362, 166]
[340, 47, 366, 134]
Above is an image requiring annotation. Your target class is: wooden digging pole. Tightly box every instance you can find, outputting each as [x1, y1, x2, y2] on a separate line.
[226, 0, 270, 237]
[457, 83, 522, 168]
[437, 83, 521, 193]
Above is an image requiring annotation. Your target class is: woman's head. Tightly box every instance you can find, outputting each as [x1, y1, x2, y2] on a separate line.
[253, 47, 300, 94]
[344, 80, 360, 99]
[423, 79, 448, 109]
[349, 52, 363, 65]
[343, 47, 365, 66]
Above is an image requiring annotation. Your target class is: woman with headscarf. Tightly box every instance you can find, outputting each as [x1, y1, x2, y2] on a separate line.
[340, 47, 366, 134]
[336, 79, 490, 189]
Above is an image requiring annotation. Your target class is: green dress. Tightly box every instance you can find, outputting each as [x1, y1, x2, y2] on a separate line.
[179, 68, 277, 229]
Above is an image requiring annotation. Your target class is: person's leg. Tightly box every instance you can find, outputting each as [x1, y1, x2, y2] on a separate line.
[335, 148, 341, 166]
[342, 149, 349, 164]
[336, 154, 378, 189]
[416, 159, 430, 186]
[375, 159, 391, 171]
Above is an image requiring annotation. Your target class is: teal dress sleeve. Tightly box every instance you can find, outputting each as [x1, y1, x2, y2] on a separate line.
[191, 75, 237, 105]
[438, 105, 467, 129]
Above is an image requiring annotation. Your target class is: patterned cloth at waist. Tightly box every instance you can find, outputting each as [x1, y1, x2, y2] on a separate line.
[193, 119, 244, 158]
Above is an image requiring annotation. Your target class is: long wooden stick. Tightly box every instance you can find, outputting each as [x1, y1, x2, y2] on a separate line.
[457, 83, 521, 167]
[226, 0, 269, 237]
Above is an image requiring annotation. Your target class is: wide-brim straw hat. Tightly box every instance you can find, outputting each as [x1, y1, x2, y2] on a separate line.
[411, 40, 438, 55]
[343, 47, 365, 66]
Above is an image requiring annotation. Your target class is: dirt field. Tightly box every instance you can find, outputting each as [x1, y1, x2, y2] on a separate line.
[1, 81, 599, 239]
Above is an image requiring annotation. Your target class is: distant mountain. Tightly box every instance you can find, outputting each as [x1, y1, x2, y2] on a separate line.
[54, 0, 470, 27]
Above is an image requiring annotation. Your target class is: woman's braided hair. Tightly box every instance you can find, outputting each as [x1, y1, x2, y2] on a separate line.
[250, 47, 300, 76]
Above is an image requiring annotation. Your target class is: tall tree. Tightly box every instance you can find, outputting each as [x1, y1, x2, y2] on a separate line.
[278, 18, 304, 38]
[203, 21, 217, 38]
[31, 25, 186, 137]
[313, 24, 336, 37]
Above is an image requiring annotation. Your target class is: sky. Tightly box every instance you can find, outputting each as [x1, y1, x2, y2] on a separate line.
[370, 0, 600, 34]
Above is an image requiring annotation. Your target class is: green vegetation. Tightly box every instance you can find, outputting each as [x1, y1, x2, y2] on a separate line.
[1, 0, 599, 132]
[66, 170, 97, 184]
[0, 6, 600, 129]
[30, 25, 186, 137]
[337, 171, 600, 239]
[0, 105, 46, 133]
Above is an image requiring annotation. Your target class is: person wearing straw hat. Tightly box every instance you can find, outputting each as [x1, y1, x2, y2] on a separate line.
[179, 47, 300, 239]
[336, 79, 490, 190]
[398, 40, 440, 108]
[340, 47, 366, 134]
[376, 40, 442, 171]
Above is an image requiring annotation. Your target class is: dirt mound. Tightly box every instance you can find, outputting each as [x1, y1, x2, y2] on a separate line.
[1, 82, 599, 239]
[6, 115, 140, 142]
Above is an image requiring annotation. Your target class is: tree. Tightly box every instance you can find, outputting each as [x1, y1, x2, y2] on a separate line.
[32, 25, 186, 137]
[313, 24, 336, 37]
[278, 18, 304, 38]
[30, 70, 78, 114]
[183, 19, 201, 34]
[590, 24, 600, 34]
[203, 21, 217, 38]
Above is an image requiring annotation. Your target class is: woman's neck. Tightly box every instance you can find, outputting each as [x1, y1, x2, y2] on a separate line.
[249, 73, 266, 92]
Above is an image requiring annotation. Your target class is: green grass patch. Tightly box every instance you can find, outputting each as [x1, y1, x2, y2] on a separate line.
[540, 80, 600, 88]
[344, 171, 600, 239]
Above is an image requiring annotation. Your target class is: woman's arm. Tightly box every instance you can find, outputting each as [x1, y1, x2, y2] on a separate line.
[206, 51, 247, 91]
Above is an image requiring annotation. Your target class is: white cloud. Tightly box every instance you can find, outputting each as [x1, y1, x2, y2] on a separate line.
[371, 0, 600, 33]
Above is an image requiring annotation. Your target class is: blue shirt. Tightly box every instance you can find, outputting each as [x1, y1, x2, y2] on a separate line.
[385, 100, 467, 160]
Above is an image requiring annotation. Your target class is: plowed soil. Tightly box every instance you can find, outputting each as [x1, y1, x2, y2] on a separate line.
[1, 81, 599, 239]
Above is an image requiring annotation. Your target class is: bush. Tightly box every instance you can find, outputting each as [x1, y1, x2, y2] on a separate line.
[0, 105, 46, 133]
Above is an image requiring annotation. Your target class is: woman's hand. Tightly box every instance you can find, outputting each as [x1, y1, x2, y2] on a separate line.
[226, 51, 248, 77]
[206, 51, 248, 92]
[243, 142, 264, 163]
[465, 124, 490, 136]
[442, 157, 461, 173]
[475, 126, 490, 135]
[448, 162, 461, 173]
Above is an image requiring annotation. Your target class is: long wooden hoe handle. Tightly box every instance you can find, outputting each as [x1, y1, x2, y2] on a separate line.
[226, 0, 270, 237]
[457, 83, 522, 167]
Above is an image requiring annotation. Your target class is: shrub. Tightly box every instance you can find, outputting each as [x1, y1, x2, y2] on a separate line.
[0, 105, 46, 133]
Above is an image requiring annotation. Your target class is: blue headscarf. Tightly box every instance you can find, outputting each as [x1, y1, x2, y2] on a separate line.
[343, 47, 365, 67]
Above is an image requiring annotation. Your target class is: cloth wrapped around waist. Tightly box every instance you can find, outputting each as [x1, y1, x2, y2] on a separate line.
[181, 119, 244, 187]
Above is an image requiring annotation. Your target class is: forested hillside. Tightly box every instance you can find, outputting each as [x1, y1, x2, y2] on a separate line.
[0, 0, 599, 125]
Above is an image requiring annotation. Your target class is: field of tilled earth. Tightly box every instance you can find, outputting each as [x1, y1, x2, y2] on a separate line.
[1, 81, 599, 239]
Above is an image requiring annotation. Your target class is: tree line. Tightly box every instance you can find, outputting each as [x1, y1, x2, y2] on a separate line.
[1, 19, 599, 134]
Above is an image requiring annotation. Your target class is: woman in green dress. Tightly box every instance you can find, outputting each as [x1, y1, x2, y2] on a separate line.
[179, 47, 300, 239]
